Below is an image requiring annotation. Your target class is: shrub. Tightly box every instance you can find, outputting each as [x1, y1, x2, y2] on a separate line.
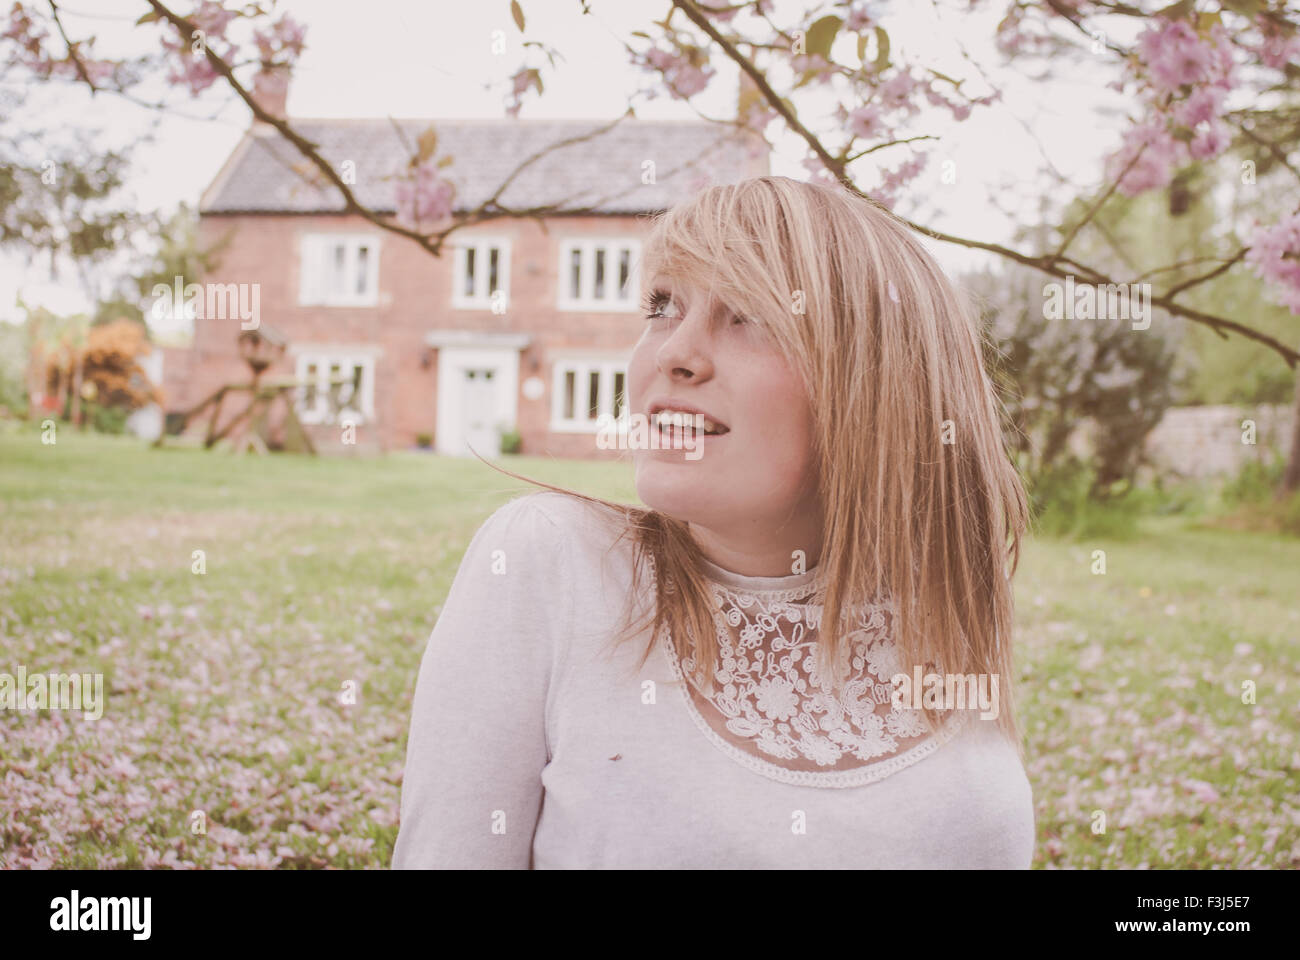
[1027, 455, 1144, 539]
[500, 429, 522, 455]
[966, 264, 1183, 499]
[89, 402, 128, 435]
[1220, 450, 1287, 506]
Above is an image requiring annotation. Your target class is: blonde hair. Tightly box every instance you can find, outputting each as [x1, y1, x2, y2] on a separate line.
[488, 175, 1030, 753]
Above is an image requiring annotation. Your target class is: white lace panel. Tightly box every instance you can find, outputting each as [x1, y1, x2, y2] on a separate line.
[654, 562, 971, 788]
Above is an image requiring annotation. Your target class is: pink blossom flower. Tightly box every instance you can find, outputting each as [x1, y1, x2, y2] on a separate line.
[1255, 16, 1300, 70]
[1172, 86, 1224, 129]
[845, 4, 874, 33]
[641, 47, 715, 100]
[1246, 212, 1300, 315]
[789, 53, 834, 84]
[877, 71, 917, 111]
[1108, 122, 1186, 196]
[394, 163, 455, 229]
[191, 1, 237, 41]
[848, 103, 885, 141]
[645, 48, 675, 71]
[1137, 19, 1224, 93]
[253, 14, 306, 65]
[671, 64, 712, 98]
[1188, 121, 1229, 160]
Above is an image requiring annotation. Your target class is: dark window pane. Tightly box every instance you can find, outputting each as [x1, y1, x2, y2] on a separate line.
[613, 371, 625, 419]
[594, 248, 605, 299]
[304, 362, 318, 408]
[587, 370, 600, 420]
[488, 247, 500, 295]
[332, 245, 346, 296]
[563, 370, 575, 419]
[350, 364, 363, 405]
[356, 246, 370, 294]
[618, 249, 630, 298]
[570, 248, 582, 300]
[465, 248, 476, 298]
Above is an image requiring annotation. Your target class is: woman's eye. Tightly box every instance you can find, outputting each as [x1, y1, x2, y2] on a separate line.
[642, 291, 681, 320]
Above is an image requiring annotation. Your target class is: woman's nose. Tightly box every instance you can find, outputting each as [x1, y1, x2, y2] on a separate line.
[655, 308, 714, 382]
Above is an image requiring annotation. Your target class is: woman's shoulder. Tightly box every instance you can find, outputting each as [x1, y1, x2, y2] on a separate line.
[478, 490, 637, 565]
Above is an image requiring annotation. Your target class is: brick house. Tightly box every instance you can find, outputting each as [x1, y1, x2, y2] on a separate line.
[167, 97, 767, 457]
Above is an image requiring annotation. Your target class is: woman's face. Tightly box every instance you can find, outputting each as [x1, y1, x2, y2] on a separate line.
[627, 273, 822, 569]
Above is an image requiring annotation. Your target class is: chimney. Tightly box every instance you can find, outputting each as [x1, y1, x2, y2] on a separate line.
[251, 65, 290, 128]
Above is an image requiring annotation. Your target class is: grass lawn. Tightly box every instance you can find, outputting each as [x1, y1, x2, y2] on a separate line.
[1, 428, 1297, 868]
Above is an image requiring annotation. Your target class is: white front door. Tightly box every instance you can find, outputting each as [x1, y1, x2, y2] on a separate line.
[459, 367, 499, 457]
[432, 342, 523, 457]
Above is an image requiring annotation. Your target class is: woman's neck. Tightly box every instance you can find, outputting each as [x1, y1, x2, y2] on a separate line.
[687, 513, 823, 579]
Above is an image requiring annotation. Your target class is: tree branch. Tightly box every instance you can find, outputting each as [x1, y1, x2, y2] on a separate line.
[669, 0, 1300, 368]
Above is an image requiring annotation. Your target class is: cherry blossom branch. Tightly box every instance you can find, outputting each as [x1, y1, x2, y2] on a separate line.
[669, 0, 1300, 368]
[45, 0, 97, 90]
[144, 0, 440, 247]
[1161, 246, 1248, 299]
[1048, 143, 1148, 268]
[142, 0, 668, 257]
[845, 135, 937, 162]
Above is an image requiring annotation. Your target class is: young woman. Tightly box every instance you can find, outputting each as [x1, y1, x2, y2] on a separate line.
[392, 176, 1035, 869]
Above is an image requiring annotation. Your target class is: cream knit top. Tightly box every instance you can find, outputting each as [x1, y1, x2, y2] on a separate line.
[392, 492, 1035, 869]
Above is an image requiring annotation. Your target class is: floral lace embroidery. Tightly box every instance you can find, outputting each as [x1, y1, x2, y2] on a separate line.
[647, 552, 972, 788]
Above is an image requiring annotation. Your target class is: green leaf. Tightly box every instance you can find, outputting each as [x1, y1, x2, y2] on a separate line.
[416, 127, 438, 164]
[873, 27, 890, 72]
[436, 155, 454, 169]
[857, 33, 868, 63]
[1220, 0, 1264, 18]
[510, 0, 525, 32]
[804, 15, 841, 61]
[1154, 0, 1196, 20]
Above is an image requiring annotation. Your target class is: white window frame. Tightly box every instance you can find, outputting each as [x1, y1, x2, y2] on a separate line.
[557, 238, 641, 311]
[299, 233, 381, 307]
[550, 358, 628, 433]
[293, 350, 377, 425]
[451, 237, 511, 310]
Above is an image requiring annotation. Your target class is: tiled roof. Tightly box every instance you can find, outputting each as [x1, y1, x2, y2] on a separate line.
[200, 118, 767, 216]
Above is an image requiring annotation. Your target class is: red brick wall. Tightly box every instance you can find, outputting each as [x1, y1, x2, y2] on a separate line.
[185, 212, 660, 457]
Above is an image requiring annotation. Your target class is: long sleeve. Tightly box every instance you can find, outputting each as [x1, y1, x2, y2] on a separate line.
[392, 494, 570, 869]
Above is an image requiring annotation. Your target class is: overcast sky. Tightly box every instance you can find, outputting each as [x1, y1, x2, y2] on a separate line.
[0, 0, 1135, 326]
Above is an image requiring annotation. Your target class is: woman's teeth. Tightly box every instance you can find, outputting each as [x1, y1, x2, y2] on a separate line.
[650, 411, 729, 436]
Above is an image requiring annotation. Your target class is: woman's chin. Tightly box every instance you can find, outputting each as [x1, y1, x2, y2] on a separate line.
[634, 461, 720, 521]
